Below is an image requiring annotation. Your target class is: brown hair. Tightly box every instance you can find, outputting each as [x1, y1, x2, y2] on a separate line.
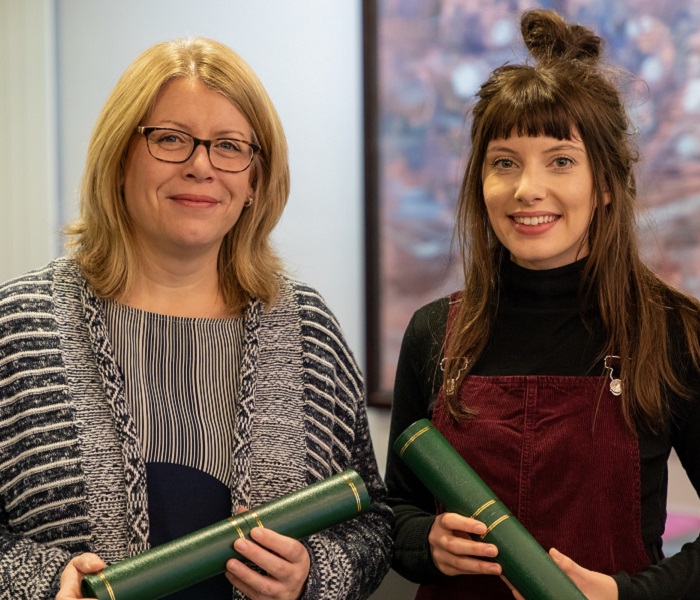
[444, 9, 700, 432]
[65, 37, 290, 313]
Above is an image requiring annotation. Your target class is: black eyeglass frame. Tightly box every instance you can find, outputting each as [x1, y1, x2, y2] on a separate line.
[135, 125, 262, 173]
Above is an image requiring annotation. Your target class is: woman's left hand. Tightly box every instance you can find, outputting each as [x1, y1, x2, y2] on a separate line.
[505, 548, 618, 600]
[225, 526, 310, 600]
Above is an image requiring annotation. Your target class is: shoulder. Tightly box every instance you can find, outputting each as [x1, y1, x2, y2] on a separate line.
[0, 258, 81, 298]
[402, 296, 451, 351]
[280, 276, 363, 380]
[281, 276, 346, 335]
[410, 296, 451, 330]
[0, 262, 55, 300]
[0, 262, 64, 330]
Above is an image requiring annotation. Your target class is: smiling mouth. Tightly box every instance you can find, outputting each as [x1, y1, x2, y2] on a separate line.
[511, 215, 558, 225]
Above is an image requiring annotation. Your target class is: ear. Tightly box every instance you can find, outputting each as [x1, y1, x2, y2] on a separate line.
[602, 184, 611, 206]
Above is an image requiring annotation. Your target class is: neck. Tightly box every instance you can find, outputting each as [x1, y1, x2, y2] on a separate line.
[119, 248, 231, 318]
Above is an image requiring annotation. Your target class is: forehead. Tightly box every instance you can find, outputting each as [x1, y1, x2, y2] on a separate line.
[146, 78, 249, 132]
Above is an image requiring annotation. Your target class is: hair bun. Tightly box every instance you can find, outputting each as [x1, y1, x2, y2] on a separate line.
[521, 9, 602, 64]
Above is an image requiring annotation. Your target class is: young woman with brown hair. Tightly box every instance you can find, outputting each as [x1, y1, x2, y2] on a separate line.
[386, 9, 700, 600]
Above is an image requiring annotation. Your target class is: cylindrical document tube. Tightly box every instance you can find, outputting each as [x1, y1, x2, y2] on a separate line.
[395, 419, 586, 600]
[82, 470, 369, 600]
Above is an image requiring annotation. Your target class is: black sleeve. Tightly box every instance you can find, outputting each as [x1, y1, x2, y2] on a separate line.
[614, 316, 700, 600]
[384, 298, 450, 583]
[613, 391, 700, 600]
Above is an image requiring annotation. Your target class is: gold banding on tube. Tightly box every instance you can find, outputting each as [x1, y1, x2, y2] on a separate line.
[342, 472, 362, 513]
[469, 499, 496, 520]
[398, 425, 432, 457]
[250, 511, 264, 528]
[480, 514, 511, 540]
[97, 571, 116, 600]
[227, 517, 246, 540]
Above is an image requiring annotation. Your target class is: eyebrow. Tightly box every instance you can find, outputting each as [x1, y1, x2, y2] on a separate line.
[157, 120, 248, 138]
[486, 142, 586, 154]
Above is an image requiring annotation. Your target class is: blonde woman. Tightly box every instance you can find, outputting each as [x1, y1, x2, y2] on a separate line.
[0, 38, 392, 600]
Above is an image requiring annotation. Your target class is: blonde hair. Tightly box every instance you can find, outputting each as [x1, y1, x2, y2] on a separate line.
[65, 37, 290, 313]
[444, 10, 700, 433]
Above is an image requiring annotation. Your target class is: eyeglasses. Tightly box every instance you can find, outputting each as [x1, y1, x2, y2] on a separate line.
[135, 126, 261, 173]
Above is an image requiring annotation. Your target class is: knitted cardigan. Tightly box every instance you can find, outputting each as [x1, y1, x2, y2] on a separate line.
[0, 258, 392, 600]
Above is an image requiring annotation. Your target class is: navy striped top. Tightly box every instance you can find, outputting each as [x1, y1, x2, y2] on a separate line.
[103, 300, 244, 599]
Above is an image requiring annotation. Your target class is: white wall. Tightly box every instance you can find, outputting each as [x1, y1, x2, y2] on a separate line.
[0, 0, 58, 280]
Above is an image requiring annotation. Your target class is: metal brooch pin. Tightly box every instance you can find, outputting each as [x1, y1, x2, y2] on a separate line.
[604, 355, 622, 396]
[440, 357, 469, 395]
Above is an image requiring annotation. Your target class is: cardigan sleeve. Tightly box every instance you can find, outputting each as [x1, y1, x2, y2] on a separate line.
[0, 516, 72, 600]
[292, 284, 394, 600]
[0, 265, 87, 600]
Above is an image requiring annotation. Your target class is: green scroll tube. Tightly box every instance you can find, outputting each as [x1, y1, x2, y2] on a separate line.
[395, 419, 586, 600]
[81, 470, 370, 600]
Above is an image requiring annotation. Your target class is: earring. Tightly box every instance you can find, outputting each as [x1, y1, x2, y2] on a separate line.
[244, 196, 253, 207]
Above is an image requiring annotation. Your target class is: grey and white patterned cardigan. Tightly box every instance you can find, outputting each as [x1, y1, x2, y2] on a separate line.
[0, 258, 393, 600]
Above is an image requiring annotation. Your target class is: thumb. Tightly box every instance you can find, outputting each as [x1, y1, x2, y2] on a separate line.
[74, 553, 107, 575]
[550, 547, 575, 572]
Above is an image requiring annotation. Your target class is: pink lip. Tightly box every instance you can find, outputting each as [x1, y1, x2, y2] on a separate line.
[169, 194, 220, 207]
[508, 212, 560, 236]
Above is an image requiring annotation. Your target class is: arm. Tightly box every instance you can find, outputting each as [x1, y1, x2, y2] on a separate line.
[301, 402, 393, 600]
[613, 386, 700, 600]
[385, 299, 502, 584]
[384, 302, 446, 583]
[0, 511, 72, 600]
[292, 285, 393, 600]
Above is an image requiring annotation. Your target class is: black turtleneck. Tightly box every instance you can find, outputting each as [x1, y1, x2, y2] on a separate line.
[385, 258, 700, 600]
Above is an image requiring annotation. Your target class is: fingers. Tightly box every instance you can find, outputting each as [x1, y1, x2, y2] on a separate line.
[226, 528, 310, 600]
[429, 513, 501, 577]
[57, 553, 106, 600]
[501, 575, 526, 599]
[550, 547, 581, 578]
[550, 547, 618, 599]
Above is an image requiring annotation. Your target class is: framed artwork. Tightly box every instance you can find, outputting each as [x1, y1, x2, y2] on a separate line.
[364, 0, 700, 406]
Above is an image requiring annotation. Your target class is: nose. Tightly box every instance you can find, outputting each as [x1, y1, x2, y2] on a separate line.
[514, 167, 546, 205]
[184, 142, 215, 179]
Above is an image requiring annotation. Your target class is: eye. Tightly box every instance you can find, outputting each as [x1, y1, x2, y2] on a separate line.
[152, 130, 189, 146]
[553, 156, 574, 168]
[493, 157, 515, 169]
[215, 139, 244, 154]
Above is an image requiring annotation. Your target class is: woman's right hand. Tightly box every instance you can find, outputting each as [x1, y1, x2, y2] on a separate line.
[56, 553, 106, 600]
[429, 512, 501, 577]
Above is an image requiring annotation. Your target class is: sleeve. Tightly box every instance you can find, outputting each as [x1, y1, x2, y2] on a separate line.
[301, 404, 394, 600]
[293, 285, 393, 600]
[384, 299, 450, 584]
[613, 321, 700, 600]
[0, 269, 84, 600]
[0, 513, 71, 600]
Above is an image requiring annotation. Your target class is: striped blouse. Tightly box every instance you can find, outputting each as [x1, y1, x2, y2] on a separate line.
[102, 300, 244, 488]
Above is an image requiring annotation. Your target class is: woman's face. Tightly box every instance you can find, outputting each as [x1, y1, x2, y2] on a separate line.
[482, 129, 606, 270]
[122, 77, 254, 264]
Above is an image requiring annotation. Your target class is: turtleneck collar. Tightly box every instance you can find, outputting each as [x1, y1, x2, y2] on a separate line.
[498, 256, 588, 309]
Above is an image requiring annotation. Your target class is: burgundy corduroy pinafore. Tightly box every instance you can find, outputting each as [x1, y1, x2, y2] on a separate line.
[415, 303, 650, 599]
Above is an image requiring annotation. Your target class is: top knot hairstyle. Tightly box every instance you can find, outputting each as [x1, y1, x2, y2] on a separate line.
[443, 9, 700, 433]
[521, 9, 602, 64]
